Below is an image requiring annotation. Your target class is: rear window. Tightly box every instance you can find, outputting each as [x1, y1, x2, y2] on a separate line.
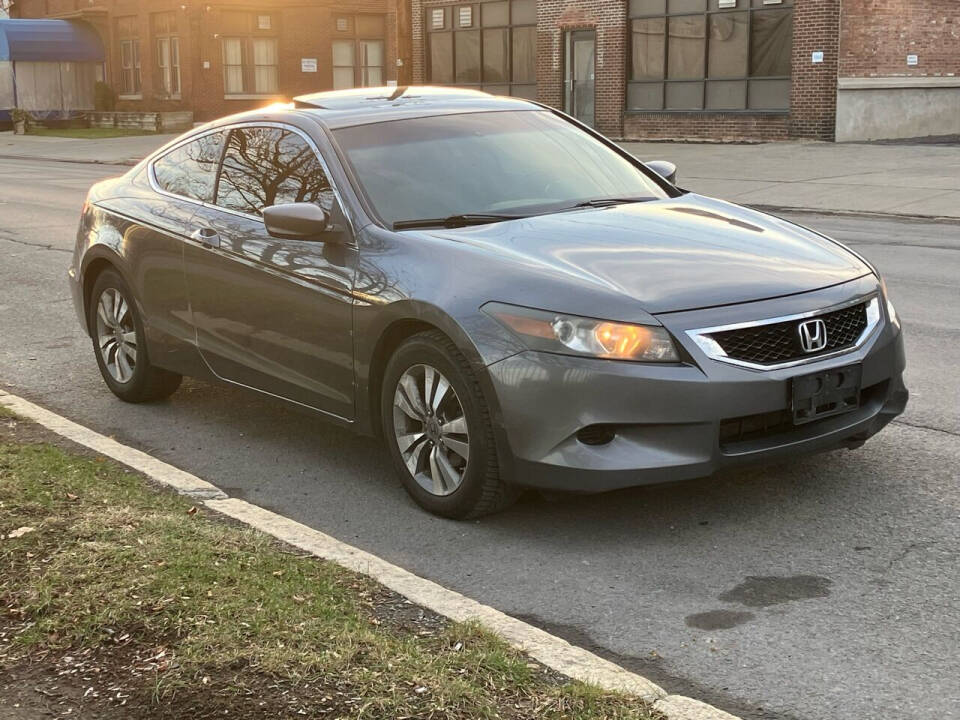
[152, 131, 226, 202]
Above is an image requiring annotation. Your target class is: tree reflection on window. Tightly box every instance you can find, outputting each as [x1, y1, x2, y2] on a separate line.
[216, 127, 334, 217]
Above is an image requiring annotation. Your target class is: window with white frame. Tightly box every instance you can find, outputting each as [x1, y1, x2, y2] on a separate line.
[156, 37, 180, 96]
[220, 12, 278, 96]
[117, 16, 141, 96]
[222, 38, 244, 93]
[331, 14, 386, 90]
[153, 12, 180, 97]
[253, 38, 279, 93]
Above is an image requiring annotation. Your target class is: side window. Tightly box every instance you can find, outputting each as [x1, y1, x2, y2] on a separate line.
[215, 126, 335, 217]
[152, 131, 226, 202]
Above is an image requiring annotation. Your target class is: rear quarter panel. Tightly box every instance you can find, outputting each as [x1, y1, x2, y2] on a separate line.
[78, 168, 206, 378]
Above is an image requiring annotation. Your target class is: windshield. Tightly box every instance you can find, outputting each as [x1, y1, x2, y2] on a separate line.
[333, 110, 670, 229]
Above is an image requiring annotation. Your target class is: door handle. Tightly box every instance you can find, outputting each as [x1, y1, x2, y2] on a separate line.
[190, 227, 221, 248]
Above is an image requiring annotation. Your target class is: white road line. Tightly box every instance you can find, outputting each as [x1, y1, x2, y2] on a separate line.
[0, 389, 739, 720]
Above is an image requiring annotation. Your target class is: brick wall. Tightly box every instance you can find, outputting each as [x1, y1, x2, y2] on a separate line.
[789, 0, 840, 140]
[624, 112, 789, 142]
[411, 0, 845, 142]
[840, 0, 959, 78]
[14, 0, 400, 121]
[535, 0, 626, 137]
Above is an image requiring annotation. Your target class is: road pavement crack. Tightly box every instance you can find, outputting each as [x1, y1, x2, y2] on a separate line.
[892, 419, 960, 438]
[0, 233, 71, 254]
[873, 540, 937, 575]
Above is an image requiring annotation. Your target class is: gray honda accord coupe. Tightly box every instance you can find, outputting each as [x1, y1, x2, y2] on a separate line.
[69, 86, 907, 518]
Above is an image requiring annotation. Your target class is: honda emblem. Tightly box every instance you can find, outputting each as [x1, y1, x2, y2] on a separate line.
[798, 319, 828, 353]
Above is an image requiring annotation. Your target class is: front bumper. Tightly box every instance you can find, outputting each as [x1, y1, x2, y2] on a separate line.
[486, 280, 908, 492]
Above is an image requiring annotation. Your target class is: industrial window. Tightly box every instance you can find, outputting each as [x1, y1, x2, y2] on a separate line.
[332, 15, 387, 90]
[220, 12, 278, 96]
[117, 16, 141, 96]
[426, 0, 537, 100]
[152, 12, 180, 97]
[628, 0, 793, 112]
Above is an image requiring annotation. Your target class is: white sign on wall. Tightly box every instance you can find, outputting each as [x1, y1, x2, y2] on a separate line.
[301, 58, 318, 73]
[907, 55, 919, 66]
[812, 51, 824, 64]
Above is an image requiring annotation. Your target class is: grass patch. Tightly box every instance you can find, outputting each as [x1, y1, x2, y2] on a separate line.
[0, 413, 657, 719]
[25, 127, 159, 139]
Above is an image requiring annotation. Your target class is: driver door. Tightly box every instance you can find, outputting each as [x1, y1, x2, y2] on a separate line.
[182, 124, 357, 420]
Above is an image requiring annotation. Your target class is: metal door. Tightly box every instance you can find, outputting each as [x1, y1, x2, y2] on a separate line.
[564, 30, 596, 127]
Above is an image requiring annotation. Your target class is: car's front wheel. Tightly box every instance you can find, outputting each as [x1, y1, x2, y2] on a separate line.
[89, 269, 182, 403]
[381, 330, 516, 519]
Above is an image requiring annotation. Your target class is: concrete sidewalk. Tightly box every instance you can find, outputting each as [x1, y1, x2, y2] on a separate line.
[2, 130, 957, 219]
[621, 140, 960, 220]
[0, 130, 179, 166]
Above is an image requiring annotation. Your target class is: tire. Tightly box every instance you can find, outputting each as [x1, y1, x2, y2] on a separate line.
[381, 330, 517, 519]
[88, 269, 182, 403]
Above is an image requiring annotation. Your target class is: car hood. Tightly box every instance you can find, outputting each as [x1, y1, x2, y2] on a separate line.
[420, 194, 872, 314]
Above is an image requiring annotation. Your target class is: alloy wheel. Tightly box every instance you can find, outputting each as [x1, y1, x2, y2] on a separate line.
[95, 287, 137, 384]
[392, 364, 470, 497]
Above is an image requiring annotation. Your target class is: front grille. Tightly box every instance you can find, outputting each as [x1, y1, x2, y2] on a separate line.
[708, 302, 868, 366]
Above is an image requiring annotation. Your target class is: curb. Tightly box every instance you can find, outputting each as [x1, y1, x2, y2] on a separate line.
[749, 203, 960, 225]
[0, 153, 138, 167]
[0, 389, 740, 720]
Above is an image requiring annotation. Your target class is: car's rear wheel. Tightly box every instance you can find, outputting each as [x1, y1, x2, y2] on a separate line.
[381, 330, 516, 519]
[89, 269, 182, 403]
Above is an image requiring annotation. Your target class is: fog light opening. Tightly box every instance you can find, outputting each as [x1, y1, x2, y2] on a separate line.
[576, 425, 617, 446]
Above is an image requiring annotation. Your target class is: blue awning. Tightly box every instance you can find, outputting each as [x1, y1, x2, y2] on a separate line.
[0, 19, 105, 63]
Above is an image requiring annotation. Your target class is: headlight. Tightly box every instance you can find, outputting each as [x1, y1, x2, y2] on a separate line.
[485, 303, 679, 362]
[879, 275, 900, 329]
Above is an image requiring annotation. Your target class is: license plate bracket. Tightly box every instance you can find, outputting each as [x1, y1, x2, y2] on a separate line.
[791, 364, 862, 425]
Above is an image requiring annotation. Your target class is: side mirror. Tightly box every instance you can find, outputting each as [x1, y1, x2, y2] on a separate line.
[645, 160, 678, 185]
[263, 202, 334, 242]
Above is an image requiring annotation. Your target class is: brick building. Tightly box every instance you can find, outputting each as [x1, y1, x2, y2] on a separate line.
[11, 0, 408, 121]
[12, 0, 959, 140]
[411, 0, 959, 141]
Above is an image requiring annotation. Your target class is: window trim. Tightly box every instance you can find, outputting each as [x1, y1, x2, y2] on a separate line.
[146, 122, 356, 241]
[627, 2, 794, 112]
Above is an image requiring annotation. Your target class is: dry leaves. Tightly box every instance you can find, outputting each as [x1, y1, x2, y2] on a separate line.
[6, 526, 35, 539]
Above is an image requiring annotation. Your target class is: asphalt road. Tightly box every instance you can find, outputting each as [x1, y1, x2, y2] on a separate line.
[1, 157, 958, 720]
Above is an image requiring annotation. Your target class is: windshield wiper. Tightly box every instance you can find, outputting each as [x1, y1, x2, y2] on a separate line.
[393, 213, 527, 231]
[568, 197, 655, 209]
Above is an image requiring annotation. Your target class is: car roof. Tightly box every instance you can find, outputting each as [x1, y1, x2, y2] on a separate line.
[291, 85, 542, 129]
[161, 86, 544, 157]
